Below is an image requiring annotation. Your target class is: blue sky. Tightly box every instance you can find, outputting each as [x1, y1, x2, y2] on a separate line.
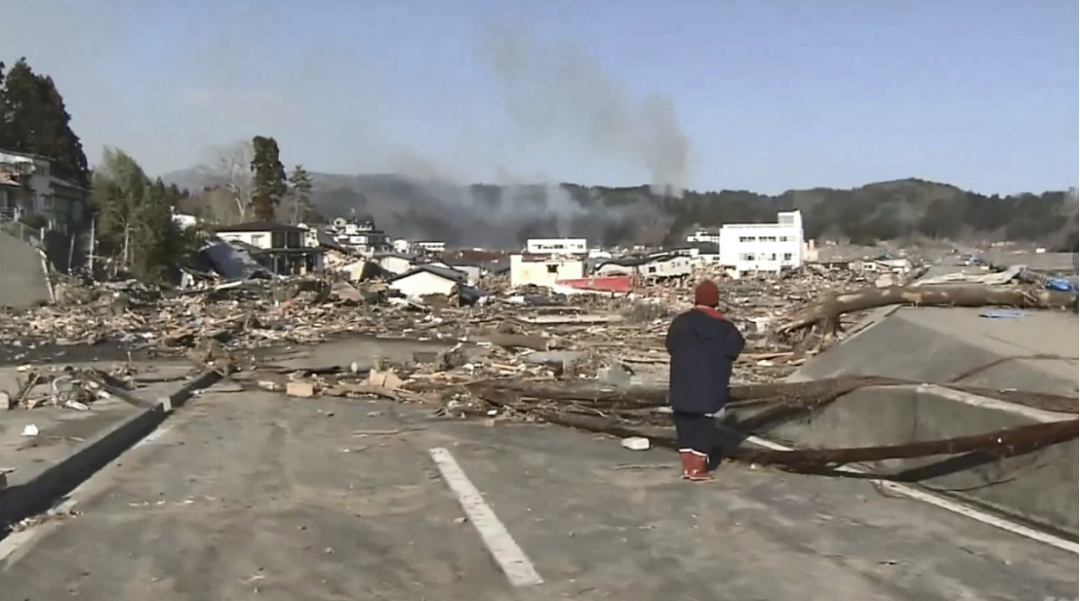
[1, 0, 1076, 194]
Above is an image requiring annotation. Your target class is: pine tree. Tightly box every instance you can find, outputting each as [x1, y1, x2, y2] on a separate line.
[0, 58, 90, 186]
[249, 135, 287, 222]
[285, 164, 319, 224]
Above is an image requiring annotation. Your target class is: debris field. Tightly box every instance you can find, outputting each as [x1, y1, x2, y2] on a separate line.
[3, 260, 1075, 482]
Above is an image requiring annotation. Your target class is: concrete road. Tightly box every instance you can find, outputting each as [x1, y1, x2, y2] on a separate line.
[0, 390, 1075, 600]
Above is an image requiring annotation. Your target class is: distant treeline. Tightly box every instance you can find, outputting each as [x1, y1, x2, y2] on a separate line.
[552, 179, 1078, 249]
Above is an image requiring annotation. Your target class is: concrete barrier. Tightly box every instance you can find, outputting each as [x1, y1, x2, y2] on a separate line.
[728, 384, 1078, 538]
[0, 229, 51, 309]
[0, 370, 223, 531]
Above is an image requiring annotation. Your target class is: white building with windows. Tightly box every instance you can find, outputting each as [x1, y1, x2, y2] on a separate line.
[415, 240, 446, 255]
[718, 210, 805, 273]
[526, 238, 587, 255]
[685, 229, 720, 246]
[510, 237, 588, 287]
[328, 217, 390, 255]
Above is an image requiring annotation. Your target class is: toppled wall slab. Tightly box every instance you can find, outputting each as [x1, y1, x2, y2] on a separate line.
[790, 306, 1078, 396]
[0, 229, 51, 309]
[731, 384, 1078, 537]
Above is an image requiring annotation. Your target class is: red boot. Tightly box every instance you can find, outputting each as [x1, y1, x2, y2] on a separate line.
[679, 452, 694, 479]
[685, 452, 713, 482]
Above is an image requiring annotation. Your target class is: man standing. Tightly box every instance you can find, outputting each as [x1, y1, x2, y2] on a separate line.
[664, 280, 745, 481]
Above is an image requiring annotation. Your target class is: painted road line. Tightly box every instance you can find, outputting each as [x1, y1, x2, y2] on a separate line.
[738, 432, 1079, 555]
[429, 447, 544, 587]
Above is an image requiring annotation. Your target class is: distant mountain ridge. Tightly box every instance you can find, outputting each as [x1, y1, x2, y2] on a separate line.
[161, 168, 1078, 250]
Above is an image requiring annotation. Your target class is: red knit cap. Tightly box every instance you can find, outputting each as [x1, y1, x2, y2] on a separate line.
[694, 280, 720, 308]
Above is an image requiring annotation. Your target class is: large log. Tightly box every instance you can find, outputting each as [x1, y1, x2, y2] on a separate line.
[533, 410, 1078, 474]
[470, 376, 904, 412]
[776, 285, 1076, 339]
[464, 375, 1079, 413]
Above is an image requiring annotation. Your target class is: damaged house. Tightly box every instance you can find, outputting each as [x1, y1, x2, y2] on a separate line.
[595, 252, 692, 281]
[509, 237, 588, 288]
[510, 252, 586, 288]
[373, 252, 416, 276]
[214, 222, 325, 276]
[388, 264, 482, 304]
[446, 261, 482, 286]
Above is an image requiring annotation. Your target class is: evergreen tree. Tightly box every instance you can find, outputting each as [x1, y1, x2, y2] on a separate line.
[285, 164, 319, 224]
[249, 135, 287, 222]
[0, 58, 90, 186]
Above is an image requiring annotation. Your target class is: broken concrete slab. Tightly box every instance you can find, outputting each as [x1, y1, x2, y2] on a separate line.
[728, 383, 1078, 537]
[265, 337, 455, 373]
[789, 306, 1078, 396]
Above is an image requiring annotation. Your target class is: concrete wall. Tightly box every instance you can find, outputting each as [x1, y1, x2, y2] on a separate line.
[727, 384, 1078, 537]
[0, 229, 51, 308]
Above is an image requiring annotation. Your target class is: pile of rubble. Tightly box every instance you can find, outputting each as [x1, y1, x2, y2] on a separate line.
[0, 363, 165, 411]
[1, 270, 845, 377]
[3, 260, 1075, 392]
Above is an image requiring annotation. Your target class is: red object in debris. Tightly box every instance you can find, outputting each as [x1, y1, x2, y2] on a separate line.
[555, 276, 634, 293]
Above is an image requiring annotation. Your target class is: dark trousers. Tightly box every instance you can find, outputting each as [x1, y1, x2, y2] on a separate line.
[672, 411, 716, 456]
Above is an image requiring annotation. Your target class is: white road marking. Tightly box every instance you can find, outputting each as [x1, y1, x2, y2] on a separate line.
[428, 447, 543, 587]
[737, 432, 1079, 555]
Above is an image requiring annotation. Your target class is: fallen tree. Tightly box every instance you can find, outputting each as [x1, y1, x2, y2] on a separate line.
[530, 409, 1078, 473]
[775, 284, 1076, 343]
[460, 377, 1079, 479]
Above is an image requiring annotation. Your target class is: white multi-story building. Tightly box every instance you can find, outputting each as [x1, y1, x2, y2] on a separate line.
[526, 238, 587, 255]
[415, 240, 446, 254]
[328, 217, 391, 255]
[718, 210, 805, 273]
[685, 229, 720, 246]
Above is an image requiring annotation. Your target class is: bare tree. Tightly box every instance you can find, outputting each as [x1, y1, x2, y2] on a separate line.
[197, 140, 254, 222]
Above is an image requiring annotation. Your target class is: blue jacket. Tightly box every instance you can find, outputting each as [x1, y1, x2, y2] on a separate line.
[665, 307, 746, 415]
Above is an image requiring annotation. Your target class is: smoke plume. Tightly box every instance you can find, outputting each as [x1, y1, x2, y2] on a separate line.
[476, 20, 691, 196]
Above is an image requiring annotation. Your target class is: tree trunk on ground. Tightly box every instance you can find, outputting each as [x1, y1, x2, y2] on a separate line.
[776, 285, 1076, 340]
[534, 410, 1077, 472]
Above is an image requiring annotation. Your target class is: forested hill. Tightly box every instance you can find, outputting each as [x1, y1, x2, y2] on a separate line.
[164, 168, 1078, 250]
